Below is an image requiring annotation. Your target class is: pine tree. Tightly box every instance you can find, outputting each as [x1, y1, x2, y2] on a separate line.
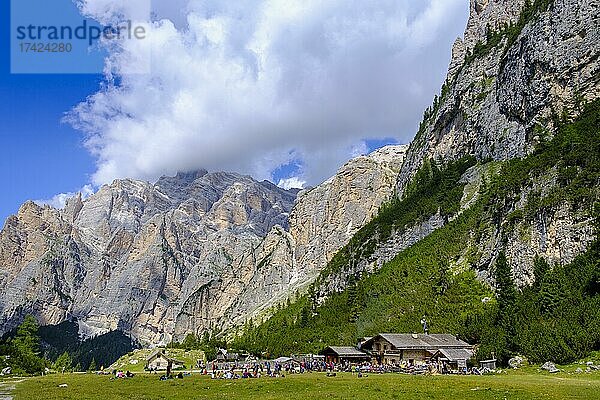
[299, 304, 311, 327]
[533, 256, 550, 287]
[13, 315, 40, 355]
[346, 275, 360, 322]
[9, 315, 46, 375]
[495, 252, 517, 311]
[182, 333, 198, 350]
[54, 351, 73, 373]
[493, 252, 518, 363]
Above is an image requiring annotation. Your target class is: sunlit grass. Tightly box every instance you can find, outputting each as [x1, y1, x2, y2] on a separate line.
[11, 370, 600, 400]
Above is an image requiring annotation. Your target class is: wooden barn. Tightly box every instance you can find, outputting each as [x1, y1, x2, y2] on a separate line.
[430, 348, 474, 369]
[321, 346, 371, 364]
[361, 333, 472, 365]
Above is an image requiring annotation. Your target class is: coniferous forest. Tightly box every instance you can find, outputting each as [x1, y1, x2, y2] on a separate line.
[0, 318, 135, 374]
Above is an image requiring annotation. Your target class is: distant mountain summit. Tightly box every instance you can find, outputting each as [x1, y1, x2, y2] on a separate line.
[0, 170, 295, 344]
[0, 146, 407, 345]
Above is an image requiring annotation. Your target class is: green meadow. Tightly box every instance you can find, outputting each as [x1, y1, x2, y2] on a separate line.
[7, 369, 600, 400]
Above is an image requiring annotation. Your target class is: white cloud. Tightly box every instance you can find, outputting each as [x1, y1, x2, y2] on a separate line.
[350, 142, 369, 158]
[69, 0, 468, 187]
[35, 185, 96, 210]
[277, 177, 306, 191]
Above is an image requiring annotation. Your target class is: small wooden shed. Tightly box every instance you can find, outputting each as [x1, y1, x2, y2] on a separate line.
[146, 350, 184, 371]
[215, 348, 240, 362]
[479, 359, 497, 370]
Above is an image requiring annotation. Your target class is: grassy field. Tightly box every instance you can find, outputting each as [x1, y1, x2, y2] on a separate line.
[8, 369, 600, 400]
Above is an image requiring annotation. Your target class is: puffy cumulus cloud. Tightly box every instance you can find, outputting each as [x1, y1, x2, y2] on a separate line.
[75, 0, 152, 24]
[69, 0, 468, 187]
[35, 185, 96, 210]
[277, 177, 306, 191]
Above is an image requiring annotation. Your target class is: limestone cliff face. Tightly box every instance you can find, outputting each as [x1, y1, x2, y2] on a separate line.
[468, 167, 598, 288]
[172, 145, 408, 334]
[0, 172, 297, 344]
[289, 146, 408, 286]
[463, 0, 526, 51]
[398, 0, 600, 195]
[0, 146, 406, 343]
[392, 0, 599, 287]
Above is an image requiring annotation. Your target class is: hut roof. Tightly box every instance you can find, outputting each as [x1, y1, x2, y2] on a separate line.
[146, 350, 184, 365]
[323, 346, 370, 358]
[432, 348, 473, 361]
[364, 334, 470, 350]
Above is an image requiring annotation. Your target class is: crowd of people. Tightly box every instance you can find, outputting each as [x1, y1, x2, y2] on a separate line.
[134, 354, 492, 382]
[110, 370, 135, 379]
[197, 359, 341, 380]
[196, 359, 490, 379]
[337, 361, 486, 375]
[159, 371, 190, 380]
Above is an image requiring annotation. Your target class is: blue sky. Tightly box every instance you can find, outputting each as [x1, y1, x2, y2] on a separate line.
[1, 0, 468, 225]
[0, 0, 101, 224]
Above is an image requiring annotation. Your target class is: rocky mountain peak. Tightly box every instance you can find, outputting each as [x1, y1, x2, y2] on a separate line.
[364, 144, 409, 167]
[464, 0, 525, 50]
[289, 145, 408, 284]
[448, 0, 526, 80]
[17, 200, 43, 217]
[0, 168, 301, 343]
[155, 170, 207, 196]
[399, 0, 599, 196]
[174, 170, 209, 183]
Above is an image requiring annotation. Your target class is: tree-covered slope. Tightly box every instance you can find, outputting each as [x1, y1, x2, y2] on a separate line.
[39, 320, 137, 370]
[233, 100, 600, 364]
[1, 319, 137, 372]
